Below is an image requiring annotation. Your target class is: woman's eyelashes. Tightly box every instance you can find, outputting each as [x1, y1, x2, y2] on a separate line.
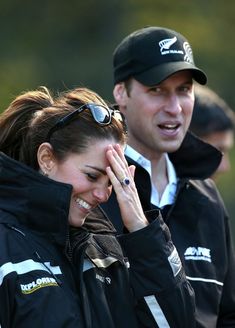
[86, 172, 99, 182]
[85, 172, 112, 188]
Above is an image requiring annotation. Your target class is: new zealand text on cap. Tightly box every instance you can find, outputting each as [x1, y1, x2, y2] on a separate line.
[113, 26, 207, 86]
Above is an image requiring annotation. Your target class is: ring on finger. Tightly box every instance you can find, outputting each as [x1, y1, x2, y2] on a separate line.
[120, 177, 130, 186]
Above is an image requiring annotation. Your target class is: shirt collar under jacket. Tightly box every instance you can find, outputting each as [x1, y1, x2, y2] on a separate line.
[125, 145, 177, 208]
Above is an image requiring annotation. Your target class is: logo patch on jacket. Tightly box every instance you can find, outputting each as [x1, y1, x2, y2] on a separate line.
[21, 276, 59, 294]
[168, 246, 182, 277]
[96, 273, 112, 285]
[184, 247, 211, 262]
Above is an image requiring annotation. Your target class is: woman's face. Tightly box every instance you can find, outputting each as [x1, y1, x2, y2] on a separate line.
[45, 139, 116, 227]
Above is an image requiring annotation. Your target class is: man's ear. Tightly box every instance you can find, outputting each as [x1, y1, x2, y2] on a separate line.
[113, 83, 128, 112]
[37, 143, 56, 176]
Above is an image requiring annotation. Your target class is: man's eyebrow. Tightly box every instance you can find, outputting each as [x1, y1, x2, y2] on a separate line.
[85, 165, 107, 175]
[184, 79, 193, 84]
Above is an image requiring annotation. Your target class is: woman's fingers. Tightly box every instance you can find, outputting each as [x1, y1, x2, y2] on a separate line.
[106, 145, 132, 185]
[105, 144, 148, 232]
[128, 165, 136, 179]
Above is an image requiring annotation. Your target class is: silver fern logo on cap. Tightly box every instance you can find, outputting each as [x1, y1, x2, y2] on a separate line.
[183, 42, 194, 63]
[159, 36, 177, 53]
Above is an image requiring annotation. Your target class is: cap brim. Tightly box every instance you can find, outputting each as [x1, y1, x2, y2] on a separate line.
[134, 62, 207, 86]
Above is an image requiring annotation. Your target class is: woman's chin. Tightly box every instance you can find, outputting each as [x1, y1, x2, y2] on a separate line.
[69, 214, 87, 228]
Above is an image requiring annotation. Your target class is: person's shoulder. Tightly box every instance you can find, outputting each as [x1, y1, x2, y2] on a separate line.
[0, 222, 8, 241]
[0, 215, 28, 251]
[0, 221, 20, 264]
[191, 177, 218, 192]
[190, 178, 225, 208]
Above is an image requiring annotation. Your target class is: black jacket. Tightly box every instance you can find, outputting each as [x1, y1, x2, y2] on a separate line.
[102, 132, 235, 327]
[0, 152, 195, 327]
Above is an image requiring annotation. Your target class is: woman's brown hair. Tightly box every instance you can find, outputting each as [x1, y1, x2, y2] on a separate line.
[0, 86, 126, 170]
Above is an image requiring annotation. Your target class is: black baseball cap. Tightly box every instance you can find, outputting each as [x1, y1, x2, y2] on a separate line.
[113, 26, 207, 86]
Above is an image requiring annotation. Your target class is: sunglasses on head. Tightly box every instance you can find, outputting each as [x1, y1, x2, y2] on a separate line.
[46, 103, 121, 142]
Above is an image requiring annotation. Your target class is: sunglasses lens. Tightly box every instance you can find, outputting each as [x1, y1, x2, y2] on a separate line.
[112, 110, 123, 123]
[47, 103, 112, 141]
[88, 104, 111, 124]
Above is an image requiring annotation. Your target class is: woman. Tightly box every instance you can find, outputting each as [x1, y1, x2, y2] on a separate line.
[0, 87, 195, 327]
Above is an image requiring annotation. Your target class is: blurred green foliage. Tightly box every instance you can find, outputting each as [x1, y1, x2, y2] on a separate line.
[0, 0, 235, 238]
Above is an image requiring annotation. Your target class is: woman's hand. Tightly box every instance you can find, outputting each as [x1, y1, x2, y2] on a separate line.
[106, 144, 148, 232]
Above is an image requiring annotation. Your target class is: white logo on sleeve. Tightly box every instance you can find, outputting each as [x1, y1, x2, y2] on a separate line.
[168, 246, 182, 277]
[184, 247, 211, 262]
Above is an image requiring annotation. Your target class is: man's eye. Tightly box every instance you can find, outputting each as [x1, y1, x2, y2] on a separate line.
[180, 85, 192, 93]
[149, 86, 161, 93]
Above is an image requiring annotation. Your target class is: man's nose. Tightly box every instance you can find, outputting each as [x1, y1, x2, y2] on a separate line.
[165, 94, 182, 115]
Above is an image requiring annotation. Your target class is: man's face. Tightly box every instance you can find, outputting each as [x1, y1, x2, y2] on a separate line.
[114, 71, 195, 160]
[202, 130, 234, 179]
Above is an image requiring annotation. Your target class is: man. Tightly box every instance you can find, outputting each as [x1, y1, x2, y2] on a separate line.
[102, 26, 235, 327]
[190, 84, 235, 180]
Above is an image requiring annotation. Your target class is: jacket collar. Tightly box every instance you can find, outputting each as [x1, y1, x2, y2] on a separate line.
[125, 132, 222, 212]
[127, 132, 222, 180]
[0, 152, 72, 246]
[169, 131, 222, 179]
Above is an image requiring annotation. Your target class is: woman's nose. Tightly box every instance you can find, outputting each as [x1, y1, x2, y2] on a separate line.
[93, 186, 111, 203]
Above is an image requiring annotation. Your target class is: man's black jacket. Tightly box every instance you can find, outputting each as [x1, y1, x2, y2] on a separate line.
[102, 132, 235, 328]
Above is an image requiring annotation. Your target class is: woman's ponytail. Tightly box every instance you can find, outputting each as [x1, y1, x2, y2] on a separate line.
[0, 87, 54, 162]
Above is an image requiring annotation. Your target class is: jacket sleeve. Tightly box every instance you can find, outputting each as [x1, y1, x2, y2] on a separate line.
[0, 274, 16, 327]
[216, 215, 235, 326]
[0, 237, 17, 327]
[117, 210, 196, 328]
